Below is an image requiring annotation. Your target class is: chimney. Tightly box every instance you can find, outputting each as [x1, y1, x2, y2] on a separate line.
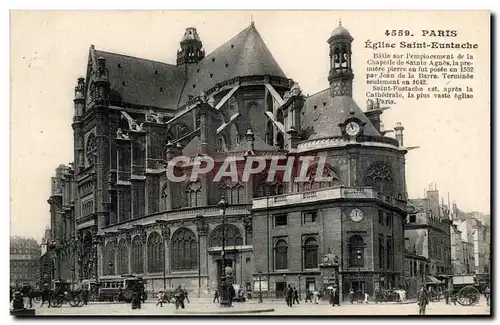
[394, 122, 404, 146]
[245, 129, 255, 152]
[364, 98, 382, 132]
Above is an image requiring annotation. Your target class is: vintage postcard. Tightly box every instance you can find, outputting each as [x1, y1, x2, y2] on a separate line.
[9, 10, 491, 317]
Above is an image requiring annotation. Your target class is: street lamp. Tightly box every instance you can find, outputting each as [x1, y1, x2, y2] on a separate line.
[218, 196, 229, 307]
[70, 267, 75, 289]
[355, 248, 363, 301]
[283, 274, 287, 298]
[298, 274, 301, 300]
[258, 269, 263, 303]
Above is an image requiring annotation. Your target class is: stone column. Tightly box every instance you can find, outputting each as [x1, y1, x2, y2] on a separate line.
[196, 216, 209, 296]
[160, 224, 171, 290]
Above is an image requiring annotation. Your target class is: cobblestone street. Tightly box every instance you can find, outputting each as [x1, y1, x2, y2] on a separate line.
[24, 298, 491, 316]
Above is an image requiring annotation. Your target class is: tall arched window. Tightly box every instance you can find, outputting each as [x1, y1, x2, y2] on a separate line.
[210, 224, 243, 247]
[131, 236, 144, 274]
[303, 237, 319, 269]
[274, 239, 288, 270]
[349, 235, 365, 268]
[160, 184, 168, 212]
[117, 239, 129, 275]
[186, 181, 201, 208]
[104, 241, 115, 276]
[171, 228, 198, 271]
[147, 232, 164, 273]
[364, 162, 394, 195]
[219, 178, 245, 204]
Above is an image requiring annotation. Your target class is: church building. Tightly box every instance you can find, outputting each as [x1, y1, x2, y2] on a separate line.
[47, 21, 410, 299]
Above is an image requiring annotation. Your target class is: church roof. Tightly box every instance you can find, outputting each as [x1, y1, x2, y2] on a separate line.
[93, 49, 187, 109]
[229, 134, 275, 152]
[178, 23, 287, 105]
[300, 89, 380, 140]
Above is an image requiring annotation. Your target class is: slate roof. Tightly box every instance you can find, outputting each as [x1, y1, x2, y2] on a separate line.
[93, 50, 187, 109]
[178, 23, 287, 105]
[300, 89, 380, 140]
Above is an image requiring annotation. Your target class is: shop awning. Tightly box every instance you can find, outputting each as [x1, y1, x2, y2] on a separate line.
[425, 275, 442, 285]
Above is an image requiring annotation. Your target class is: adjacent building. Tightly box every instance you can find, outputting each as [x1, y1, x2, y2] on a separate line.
[10, 236, 41, 287]
[405, 187, 452, 289]
[47, 22, 411, 299]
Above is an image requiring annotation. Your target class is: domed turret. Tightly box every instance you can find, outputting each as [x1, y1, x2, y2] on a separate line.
[330, 20, 352, 39]
[327, 20, 354, 98]
[177, 27, 205, 66]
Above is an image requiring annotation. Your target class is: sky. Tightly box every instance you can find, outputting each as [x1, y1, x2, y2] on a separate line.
[10, 11, 490, 240]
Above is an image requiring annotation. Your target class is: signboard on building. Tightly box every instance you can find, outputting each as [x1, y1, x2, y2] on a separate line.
[253, 280, 268, 292]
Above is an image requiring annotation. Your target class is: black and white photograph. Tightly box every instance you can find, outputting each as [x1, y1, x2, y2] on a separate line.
[8, 10, 491, 317]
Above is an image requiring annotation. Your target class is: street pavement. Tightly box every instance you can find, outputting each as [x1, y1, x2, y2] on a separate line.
[22, 297, 491, 316]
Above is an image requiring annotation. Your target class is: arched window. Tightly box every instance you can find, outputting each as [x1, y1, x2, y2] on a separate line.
[364, 162, 394, 195]
[298, 164, 340, 192]
[274, 239, 288, 270]
[147, 232, 164, 273]
[117, 239, 129, 275]
[253, 173, 284, 198]
[219, 177, 245, 204]
[265, 121, 274, 146]
[349, 235, 365, 268]
[277, 110, 284, 124]
[303, 237, 319, 269]
[210, 224, 243, 247]
[160, 184, 168, 212]
[276, 132, 284, 149]
[131, 236, 144, 274]
[171, 228, 198, 271]
[186, 181, 201, 208]
[104, 241, 115, 276]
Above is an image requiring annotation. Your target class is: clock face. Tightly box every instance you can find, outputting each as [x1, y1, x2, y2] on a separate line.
[346, 121, 360, 136]
[322, 255, 329, 263]
[350, 208, 364, 222]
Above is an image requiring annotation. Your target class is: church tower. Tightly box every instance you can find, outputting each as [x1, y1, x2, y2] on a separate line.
[327, 21, 354, 97]
[176, 27, 205, 66]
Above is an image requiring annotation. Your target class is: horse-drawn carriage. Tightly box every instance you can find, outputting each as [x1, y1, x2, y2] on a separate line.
[49, 280, 84, 307]
[447, 274, 490, 306]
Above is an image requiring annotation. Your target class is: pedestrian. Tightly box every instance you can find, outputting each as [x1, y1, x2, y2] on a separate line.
[312, 290, 319, 304]
[213, 288, 220, 303]
[156, 291, 164, 307]
[182, 286, 190, 304]
[304, 290, 311, 302]
[40, 284, 51, 308]
[364, 292, 369, 304]
[174, 285, 185, 310]
[401, 288, 407, 303]
[484, 286, 490, 306]
[287, 284, 294, 307]
[228, 284, 235, 307]
[330, 286, 340, 306]
[348, 288, 355, 304]
[417, 285, 429, 316]
[82, 286, 89, 305]
[293, 287, 299, 305]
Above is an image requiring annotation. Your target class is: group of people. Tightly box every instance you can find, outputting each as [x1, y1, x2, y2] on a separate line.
[212, 283, 237, 306]
[155, 285, 190, 310]
[284, 285, 300, 307]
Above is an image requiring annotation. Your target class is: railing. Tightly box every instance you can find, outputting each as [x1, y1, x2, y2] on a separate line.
[252, 186, 405, 210]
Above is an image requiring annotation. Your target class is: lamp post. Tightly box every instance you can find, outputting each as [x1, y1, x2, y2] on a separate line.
[258, 269, 263, 303]
[298, 274, 301, 301]
[218, 196, 229, 307]
[70, 267, 75, 289]
[283, 274, 287, 298]
[355, 248, 364, 301]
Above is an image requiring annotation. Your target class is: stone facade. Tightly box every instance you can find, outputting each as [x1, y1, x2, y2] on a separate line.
[48, 22, 410, 299]
[10, 236, 41, 287]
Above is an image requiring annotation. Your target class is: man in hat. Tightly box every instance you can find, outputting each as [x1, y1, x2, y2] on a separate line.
[417, 285, 429, 316]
